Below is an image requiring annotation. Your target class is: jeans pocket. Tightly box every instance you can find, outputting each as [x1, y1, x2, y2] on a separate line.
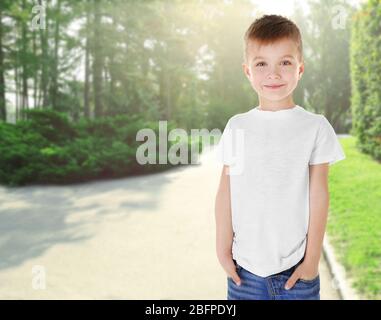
[298, 274, 320, 284]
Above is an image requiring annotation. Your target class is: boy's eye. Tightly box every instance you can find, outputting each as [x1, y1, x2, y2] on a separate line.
[255, 60, 292, 67]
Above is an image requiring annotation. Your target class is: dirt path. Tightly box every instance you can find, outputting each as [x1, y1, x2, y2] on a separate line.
[0, 146, 340, 299]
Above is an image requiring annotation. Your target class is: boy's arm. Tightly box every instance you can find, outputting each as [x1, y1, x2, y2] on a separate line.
[304, 162, 330, 267]
[285, 162, 329, 290]
[215, 165, 233, 259]
[215, 165, 241, 285]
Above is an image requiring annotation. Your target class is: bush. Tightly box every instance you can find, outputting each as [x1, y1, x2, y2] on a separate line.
[20, 108, 77, 144]
[0, 109, 202, 186]
[350, 0, 381, 161]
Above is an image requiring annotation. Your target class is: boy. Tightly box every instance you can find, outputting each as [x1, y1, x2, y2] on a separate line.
[214, 15, 346, 300]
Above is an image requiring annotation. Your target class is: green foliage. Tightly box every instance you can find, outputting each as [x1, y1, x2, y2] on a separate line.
[19, 108, 77, 144]
[0, 109, 200, 186]
[327, 137, 381, 299]
[291, 0, 353, 133]
[350, 0, 381, 161]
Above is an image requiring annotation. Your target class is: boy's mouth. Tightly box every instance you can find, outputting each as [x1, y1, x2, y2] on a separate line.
[264, 84, 286, 90]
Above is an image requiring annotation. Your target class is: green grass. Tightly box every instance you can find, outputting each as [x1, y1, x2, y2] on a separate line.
[327, 136, 381, 300]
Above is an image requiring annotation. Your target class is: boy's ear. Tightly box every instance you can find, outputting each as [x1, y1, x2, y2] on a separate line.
[298, 62, 305, 80]
[242, 63, 251, 78]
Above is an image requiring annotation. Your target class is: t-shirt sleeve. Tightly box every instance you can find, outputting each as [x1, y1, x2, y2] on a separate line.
[214, 118, 234, 165]
[309, 115, 346, 166]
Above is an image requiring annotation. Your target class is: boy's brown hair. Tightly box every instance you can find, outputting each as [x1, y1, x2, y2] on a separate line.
[243, 14, 303, 64]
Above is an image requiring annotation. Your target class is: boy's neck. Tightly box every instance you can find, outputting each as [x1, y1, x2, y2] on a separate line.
[258, 95, 296, 111]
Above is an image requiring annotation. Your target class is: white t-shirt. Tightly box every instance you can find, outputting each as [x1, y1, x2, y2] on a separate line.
[214, 105, 346, 277]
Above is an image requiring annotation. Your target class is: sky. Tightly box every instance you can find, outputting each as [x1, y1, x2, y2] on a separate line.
[251, 0, 307, 16]
[251, 0, 365, 16]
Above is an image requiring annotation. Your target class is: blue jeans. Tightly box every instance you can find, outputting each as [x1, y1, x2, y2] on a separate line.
[227, 257, 320, 300]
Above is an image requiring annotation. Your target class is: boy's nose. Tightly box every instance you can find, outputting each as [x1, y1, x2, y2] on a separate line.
[267, 72, 281, 80]
[266, 66, 281, 79]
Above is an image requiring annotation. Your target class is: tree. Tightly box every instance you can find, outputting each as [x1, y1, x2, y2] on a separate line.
[0, 1, 7, 121]
[92, 0, 104, 117]
[292, 0, 355, 132]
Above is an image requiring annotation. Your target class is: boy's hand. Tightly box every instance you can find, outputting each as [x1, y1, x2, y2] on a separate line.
[284, 261, 319, 290]
[220, 256, 241, 286]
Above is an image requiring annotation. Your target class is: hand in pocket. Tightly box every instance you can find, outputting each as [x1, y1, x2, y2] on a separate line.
[227, 259, 241, 286]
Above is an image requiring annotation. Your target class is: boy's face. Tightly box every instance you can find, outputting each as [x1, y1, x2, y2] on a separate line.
[242, 38, 304, 107]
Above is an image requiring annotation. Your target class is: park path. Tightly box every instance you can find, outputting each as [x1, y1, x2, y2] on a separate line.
[0, 146, 340, 299]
